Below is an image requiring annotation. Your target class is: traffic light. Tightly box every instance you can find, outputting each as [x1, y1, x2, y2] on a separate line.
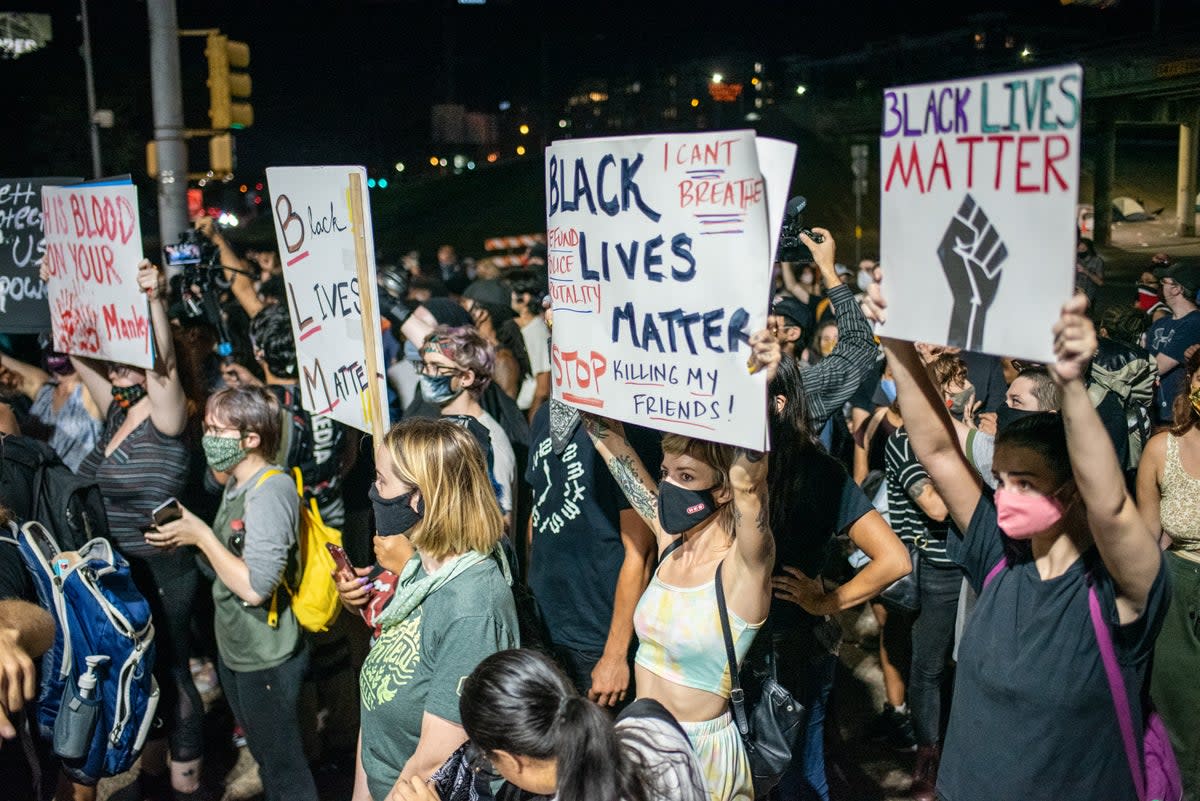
[210, 133, 235, 176]
[205, 33, 252, 130]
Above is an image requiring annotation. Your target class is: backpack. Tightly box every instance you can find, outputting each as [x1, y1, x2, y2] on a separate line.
[259, 468, 343, 633]
[1088, 341, 1155, 472]
[0, 520, 158, 783]
[270, 386, 347, 502]
[0, 434, 108, 552]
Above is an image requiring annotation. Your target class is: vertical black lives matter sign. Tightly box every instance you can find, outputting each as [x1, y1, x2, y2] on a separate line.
[0, 178, 80, 333]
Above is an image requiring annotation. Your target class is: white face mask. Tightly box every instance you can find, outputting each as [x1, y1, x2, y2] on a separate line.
[857, 271, 874, 292]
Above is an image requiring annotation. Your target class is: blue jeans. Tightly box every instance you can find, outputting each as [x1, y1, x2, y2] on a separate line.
[771, 633, 838, 801]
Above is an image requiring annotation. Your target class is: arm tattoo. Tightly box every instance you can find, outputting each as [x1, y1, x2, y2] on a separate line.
[610, 454, 658, 521]
[907, 477, 932, 503]
[583, 415, 610, 440]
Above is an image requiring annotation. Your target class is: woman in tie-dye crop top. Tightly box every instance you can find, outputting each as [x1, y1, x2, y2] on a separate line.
[581, 330, 779, 801]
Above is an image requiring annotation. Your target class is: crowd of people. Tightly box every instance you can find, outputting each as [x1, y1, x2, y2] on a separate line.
[0, 214, 1198, 801]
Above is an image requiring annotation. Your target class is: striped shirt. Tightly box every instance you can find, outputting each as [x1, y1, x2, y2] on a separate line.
[798, 283, 879, 429]
[884, 427, 952, 565]
[76, 404, 191, 558]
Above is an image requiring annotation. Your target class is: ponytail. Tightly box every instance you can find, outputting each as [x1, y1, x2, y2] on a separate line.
[459, 650, 646, 801]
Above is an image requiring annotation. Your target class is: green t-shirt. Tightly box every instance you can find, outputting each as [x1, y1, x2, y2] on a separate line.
[359, 559, 518, 800]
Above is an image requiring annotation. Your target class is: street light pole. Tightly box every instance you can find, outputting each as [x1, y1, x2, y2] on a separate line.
[147, 0, 189, 250]
[79, 0, 102, 178]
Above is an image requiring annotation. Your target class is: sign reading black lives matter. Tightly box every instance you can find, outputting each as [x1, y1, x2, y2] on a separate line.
[0, 177, 80, 333]
[878, 64, 1081, 362]
[545, 131, 795, 451]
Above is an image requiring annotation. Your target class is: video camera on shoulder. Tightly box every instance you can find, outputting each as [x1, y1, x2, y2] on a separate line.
[775, 196, 824, 263]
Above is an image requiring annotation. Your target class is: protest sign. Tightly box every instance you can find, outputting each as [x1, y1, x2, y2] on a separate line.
[0, 178, 79, 333]
[545, 130, 795, 451]
[878, 64, 1082, 362]
[41, 180, 152, 368]
[267, 166, 387, 438]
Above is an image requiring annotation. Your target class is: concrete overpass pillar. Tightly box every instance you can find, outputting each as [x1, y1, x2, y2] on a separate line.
[1176, 103, 1199, 238]
[1093, 107, 1116, 246]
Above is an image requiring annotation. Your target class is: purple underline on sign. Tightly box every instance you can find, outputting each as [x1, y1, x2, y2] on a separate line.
[699, 219, 744, 225]
[550, 249, 574, 254]
[695, 213, 742, 217]
[548, 276, 574, 283]
[652, 417, 715, 431]
[687, 169, 725, 175]
[287, 251, 310, 267]
[554, 308, 593, 315]
[701, 229, 745, 235]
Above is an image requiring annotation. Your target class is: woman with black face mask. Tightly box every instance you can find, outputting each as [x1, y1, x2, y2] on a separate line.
[580, 329, 779, 801]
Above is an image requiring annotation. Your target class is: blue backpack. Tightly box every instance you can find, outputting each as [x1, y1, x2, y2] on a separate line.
[0, 521, 158, 782]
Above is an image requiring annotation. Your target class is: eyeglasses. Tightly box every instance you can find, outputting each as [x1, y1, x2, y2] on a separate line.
[203, 424, 244, 437]
[414, 360, 462, 377]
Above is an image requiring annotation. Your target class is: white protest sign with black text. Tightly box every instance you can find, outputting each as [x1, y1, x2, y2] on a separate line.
[267, 166, 387, 437]
[41, 181, 152, 368]
[878, 64, 1082, 362]
[546, 131, 794, 450]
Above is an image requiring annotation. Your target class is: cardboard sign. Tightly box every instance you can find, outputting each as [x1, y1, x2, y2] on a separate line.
[0, 178, 79, 333]
[41, 180, 152, 368]
[545, 131, 796, 450]
[878, 64, 1082, 361]
[267, 166, 387, 438]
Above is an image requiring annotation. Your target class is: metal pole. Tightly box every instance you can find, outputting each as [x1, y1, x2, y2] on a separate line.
[79, 0, 102, 178]
[147, 0, 189, 254]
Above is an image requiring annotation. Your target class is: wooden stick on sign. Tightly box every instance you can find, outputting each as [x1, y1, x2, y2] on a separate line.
[346, 172, 386, 440]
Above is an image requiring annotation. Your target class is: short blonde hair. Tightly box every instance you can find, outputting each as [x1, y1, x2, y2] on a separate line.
[661, 434, 737, 533]
[381, 417, 503, 559]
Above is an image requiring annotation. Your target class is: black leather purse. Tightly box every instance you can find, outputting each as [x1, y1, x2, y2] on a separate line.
[715, 561, 807, 798]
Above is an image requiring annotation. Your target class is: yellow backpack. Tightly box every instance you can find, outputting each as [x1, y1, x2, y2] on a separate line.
[255, 468, 343, 632]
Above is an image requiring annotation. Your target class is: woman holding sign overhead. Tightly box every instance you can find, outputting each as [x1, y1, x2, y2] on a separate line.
[581, 328, 780, 801]
[52, 259, 205, 797]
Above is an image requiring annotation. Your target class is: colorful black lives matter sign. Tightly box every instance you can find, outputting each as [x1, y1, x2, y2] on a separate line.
[0, 178, 79, 333]
[545, 131, 795, 450]
[878, 64, 1082, 361]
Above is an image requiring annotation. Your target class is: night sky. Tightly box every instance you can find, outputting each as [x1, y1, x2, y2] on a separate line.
[0, 0, 1176, 175]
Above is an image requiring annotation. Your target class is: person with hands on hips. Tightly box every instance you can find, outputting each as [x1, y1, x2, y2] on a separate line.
[146, 385, 318, 801]
[580, 327, 779, 801]
[865, 269, 1168, 801]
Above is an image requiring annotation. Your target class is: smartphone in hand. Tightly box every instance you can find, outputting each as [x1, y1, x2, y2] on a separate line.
[327, 543, 354, 578]
[151, 497, 183, 528]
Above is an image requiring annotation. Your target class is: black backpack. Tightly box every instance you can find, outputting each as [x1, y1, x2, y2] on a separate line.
[0, 434, 108, 552]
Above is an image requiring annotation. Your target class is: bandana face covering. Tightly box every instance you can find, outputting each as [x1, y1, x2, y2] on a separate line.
[420, 373, 463, 406]
[111, 384, 147, 409]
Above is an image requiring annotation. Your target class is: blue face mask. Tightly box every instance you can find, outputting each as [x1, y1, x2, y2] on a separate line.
[880, 378, 897, 404]
[420, 373, 462, 406]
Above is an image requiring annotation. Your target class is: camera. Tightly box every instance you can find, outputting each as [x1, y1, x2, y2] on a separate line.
[775, 196, 824, 263]
[166, 229, 232, 321]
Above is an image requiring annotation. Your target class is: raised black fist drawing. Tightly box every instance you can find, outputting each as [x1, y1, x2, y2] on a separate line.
[937, 194, 1008, 351]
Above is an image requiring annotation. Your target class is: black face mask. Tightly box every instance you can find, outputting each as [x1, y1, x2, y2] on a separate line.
[996, 403, 1040, 433]
[369, 486, 424, 536]
[658, 480, 720, 535]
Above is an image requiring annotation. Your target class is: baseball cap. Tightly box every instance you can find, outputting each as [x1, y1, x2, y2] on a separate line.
[1154, 262, 1200, 294]
[772, 296, 814, 333]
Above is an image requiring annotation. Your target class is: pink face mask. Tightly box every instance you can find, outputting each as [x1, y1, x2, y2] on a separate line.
[994, 487, 1068, 540]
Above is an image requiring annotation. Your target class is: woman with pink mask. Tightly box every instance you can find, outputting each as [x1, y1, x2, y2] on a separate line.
[870, 290, 1168, 801]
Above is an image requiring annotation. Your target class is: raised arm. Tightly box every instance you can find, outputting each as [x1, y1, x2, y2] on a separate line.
[882, 339, 981, 531]
[779, 261, 812, 305]
[582, 415, 661, 536]
[0, 353, 50, 401]
[1053, 296, 1161, 614]
[139, 261, 188, 437]
[197, 216, 264, 319]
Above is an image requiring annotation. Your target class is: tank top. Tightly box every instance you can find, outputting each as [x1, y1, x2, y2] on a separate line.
[1161, 433, 1200, 549]
[28, 383, 100, 473]
[633, 557, 762, 699]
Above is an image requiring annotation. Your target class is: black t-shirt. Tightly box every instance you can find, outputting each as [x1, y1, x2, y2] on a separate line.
[525, 405, 661, 653]
[848, 359, 885, 414]
[770, 448, 874, 630]
[939, 492, 1169, 801]
[1095, 390, 1131, 469]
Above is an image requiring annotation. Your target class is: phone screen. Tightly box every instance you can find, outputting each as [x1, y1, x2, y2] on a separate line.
[152, 498, 183, 527]
[163, 243, 201, 267]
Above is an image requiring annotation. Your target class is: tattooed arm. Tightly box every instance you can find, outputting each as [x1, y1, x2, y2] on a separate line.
[582, 414, 663, 538]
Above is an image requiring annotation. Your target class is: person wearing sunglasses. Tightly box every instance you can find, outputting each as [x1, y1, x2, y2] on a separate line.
[146, 385, 316, 801]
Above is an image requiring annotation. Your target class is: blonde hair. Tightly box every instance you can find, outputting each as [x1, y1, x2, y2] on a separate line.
[660, 434, 737, 533]
[381, 418, 503, 559]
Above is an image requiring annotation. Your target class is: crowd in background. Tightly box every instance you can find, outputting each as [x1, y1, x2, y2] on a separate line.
[0, 217, 1198, 801]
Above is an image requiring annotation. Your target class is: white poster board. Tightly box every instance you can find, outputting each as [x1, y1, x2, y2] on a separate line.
[41, 181, 152, 368]
[545, 130, 795, 450]
[878, 64, 1082, 361]
[267, 166, 387, 438]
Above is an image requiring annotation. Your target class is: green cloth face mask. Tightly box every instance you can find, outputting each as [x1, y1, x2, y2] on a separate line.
[202, 434, 248, 472]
